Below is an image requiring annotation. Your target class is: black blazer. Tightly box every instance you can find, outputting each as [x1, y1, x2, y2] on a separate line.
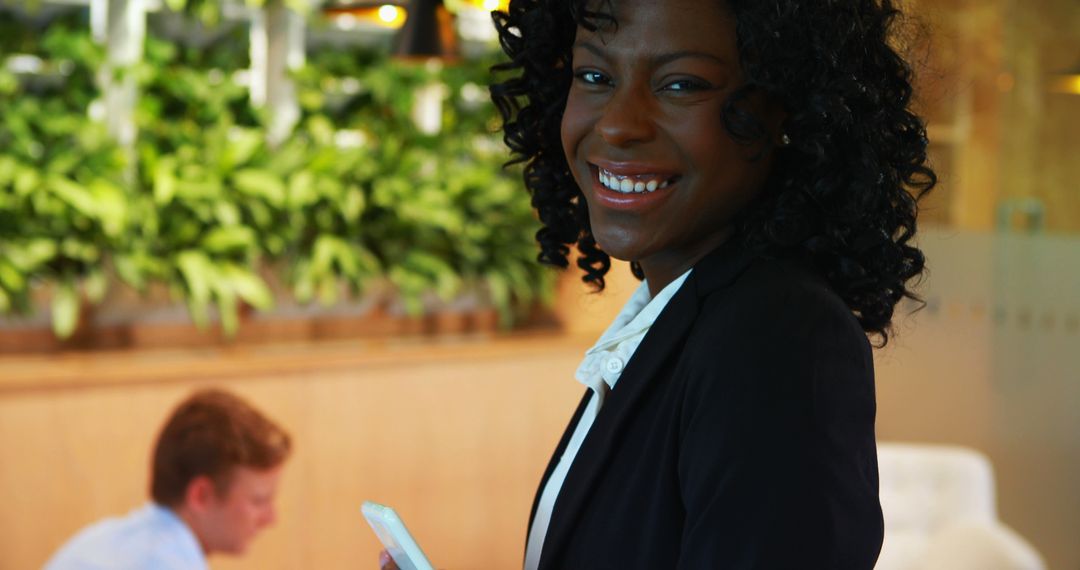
[529, 244, 883, 570]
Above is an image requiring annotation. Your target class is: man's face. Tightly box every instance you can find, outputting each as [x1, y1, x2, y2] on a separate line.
[200, 465, 283, 555]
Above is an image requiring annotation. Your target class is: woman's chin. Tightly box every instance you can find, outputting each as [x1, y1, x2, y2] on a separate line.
[592, 234, 648, 265]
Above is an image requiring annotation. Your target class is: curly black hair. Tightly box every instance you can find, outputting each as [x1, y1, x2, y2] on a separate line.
[489, 0, 936, 345]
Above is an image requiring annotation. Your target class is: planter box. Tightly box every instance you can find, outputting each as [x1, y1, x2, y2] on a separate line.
[0, 279, 558, 354]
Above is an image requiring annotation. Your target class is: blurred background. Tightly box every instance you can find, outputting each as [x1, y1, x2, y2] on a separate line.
[0, 0, 1076, 569]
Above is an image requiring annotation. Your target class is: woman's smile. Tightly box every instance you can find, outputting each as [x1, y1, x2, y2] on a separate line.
[587, 161, 682, 211]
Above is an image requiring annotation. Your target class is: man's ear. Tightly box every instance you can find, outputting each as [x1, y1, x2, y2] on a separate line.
[184, 475, 217, 513]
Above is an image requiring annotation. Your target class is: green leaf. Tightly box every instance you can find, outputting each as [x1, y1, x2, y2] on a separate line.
[310, 234, 337, 274]
[114, 254, 147, 290]
[47, 152, 81, 176]
[153, 156, 178, 204]
[176, 250, 214, 308]
[0, 259, 26, 292]
[6, 239, 58, 271]
[306, 115, 336, 146]
[232, 169, 287, 206]
[60, 238, 100, 262]
[342, 185, 366, 222]
[201, 226, 257, 254]
[0, 156, 17, 186]
[214, 201, 242, 227]
[246, 201, 274, 229]
[220, 128, 263, 172]
[287, 170, 318, 207]
[216, 287, 239, 337]
[354, 245, 381, 276]
[90, 179, 129, 238]
[48, 175, 99, 218]
[52, 281, 80, 339]
[14, 166, 40, 196]
[83, 269, 109, 304]
[186, 296, 211, 330]
[221, 264, 274, 311]
[292, 259, 315, 304]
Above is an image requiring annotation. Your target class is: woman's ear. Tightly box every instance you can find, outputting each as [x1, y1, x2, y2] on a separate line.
[765, 98, 789, 147]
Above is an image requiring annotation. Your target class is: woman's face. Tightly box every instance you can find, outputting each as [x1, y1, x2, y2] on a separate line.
[561, 0, 779, 289]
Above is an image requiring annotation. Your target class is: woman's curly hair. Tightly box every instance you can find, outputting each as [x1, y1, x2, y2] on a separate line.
[489, 0, 936, 345]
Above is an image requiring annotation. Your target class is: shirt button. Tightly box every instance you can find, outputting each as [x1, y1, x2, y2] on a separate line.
[605, 357, 624, 374]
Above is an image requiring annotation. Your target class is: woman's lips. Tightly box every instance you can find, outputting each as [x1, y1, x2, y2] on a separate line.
[587, 163, 681, 211]
[598, 167, 677, 193]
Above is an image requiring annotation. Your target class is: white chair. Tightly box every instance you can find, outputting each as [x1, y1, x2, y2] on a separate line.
[875, 442, 1046, 570]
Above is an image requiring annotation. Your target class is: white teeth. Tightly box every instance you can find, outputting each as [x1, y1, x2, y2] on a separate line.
[597, 167, 675, 194]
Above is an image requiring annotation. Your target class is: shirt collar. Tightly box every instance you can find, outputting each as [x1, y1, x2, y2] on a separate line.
[574, 269, 692, 394]
[147, 502, 206, 562]
[586, 269, 693, 357]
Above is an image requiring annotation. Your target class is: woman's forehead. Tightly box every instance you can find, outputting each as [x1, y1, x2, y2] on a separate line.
[578, 0, 730, 20]
[572, 0, 737, 59]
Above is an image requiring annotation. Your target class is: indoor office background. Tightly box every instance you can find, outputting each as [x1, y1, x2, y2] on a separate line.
[0, 0, 1077, 569]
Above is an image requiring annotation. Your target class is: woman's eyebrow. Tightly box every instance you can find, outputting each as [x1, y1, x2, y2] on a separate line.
[572, 41, 613, 62]
[572, 41, 728, 68]
[652, 50, 729, 68]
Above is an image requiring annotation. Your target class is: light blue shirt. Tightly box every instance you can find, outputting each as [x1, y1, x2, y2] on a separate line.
[44, 503, 208, 570]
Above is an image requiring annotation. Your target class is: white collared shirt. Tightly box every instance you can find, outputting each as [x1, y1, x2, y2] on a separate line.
[45, 502, 208, 570]
[524, 269, 692, 570]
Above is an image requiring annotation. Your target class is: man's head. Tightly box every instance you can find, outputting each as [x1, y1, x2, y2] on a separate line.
[151, 388, 291, 556]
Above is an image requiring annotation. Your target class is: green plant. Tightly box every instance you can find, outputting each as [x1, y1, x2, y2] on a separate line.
[0, 12, 129, 337]
[121, 33, 275, 335]
[1, 7, 552, 340]
[293, 47, 551, 321]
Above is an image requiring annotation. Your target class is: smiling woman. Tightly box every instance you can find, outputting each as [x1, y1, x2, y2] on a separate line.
[488, 0, 936, 568]
[560, 0, 780, 295]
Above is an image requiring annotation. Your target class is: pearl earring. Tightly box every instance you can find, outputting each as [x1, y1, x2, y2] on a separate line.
[780, 133, 792, 147]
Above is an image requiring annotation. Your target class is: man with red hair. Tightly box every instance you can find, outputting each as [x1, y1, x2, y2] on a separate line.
[46, 388, 292, 569]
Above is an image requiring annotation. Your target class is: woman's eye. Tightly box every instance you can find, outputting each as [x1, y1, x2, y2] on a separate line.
[574, 70, 610, 86]
[662, 79, 710, 92]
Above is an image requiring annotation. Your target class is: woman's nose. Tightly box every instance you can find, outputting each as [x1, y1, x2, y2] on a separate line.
[594, 86, 656, 147]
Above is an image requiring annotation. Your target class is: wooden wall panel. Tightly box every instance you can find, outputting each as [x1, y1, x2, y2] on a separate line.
[0, 336, 592, 570]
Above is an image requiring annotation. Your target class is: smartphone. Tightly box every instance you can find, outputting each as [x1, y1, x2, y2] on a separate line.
[361, 501, 435, 570]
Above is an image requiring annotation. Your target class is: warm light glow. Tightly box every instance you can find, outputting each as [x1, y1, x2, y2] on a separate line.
[324, 5, 407, 30]
[1049, 75, 1080, 95]
[462, 0, 508, 10]
[378, 4, 401, 23]
[333, 13, 358, 30]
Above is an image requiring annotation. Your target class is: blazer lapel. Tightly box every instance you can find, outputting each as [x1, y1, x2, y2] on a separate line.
[527, 388, 591, 530]
[537, 242, 757, 569]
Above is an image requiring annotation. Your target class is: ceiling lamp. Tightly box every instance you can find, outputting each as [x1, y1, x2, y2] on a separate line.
[394, 0, 458, 60]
